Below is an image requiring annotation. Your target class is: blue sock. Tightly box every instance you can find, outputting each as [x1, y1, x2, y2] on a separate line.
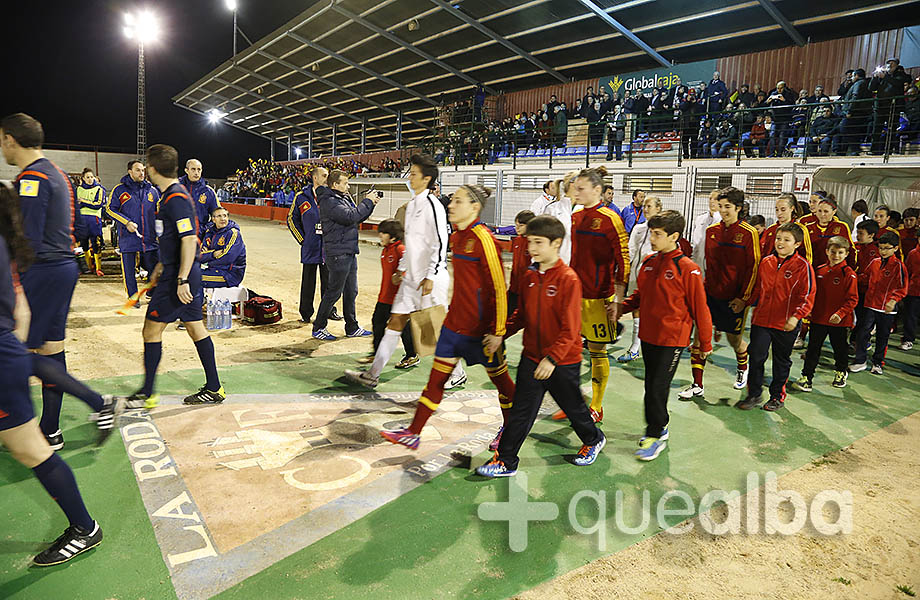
[32, 454, 94, 531]
[37, 353, 65, 435]
[32, 353, 104, 415]
[194, 337, 221, 392]
[141, 342, 162, 396]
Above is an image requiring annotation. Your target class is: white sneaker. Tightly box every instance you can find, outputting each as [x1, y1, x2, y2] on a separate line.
[444, 370, 467, 389]
[870, 364, 884, 375]
[900, 341, 913, 351]
[677, 384, 704, 400]
[792, 336, 805, 349]
[344, 369, 378, 388]
[848, 362, 868, 373]
[733, 368, 749, 390]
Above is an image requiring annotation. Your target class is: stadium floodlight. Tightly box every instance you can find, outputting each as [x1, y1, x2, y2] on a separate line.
[207, 109, 228, 124]
[123, 10, 159, 43]
[294, 147, 302, 158]
[225, 0, 237, 10]
[124, 8, 160, 159]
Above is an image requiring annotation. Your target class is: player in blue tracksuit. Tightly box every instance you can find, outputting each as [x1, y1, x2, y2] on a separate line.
[106, 160, 159, 299]
[0, 113, 119, 452]
[200, 207, 246, 288]
[75, 167, 105, 275]
[287, 168, 335, 322]
[124, 144, 225, 409]
[179, 158, 220, 237]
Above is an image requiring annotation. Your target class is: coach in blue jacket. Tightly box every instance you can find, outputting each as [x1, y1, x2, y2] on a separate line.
[311, 170, 379, 340]
[200, 206, 246, 288]
[179, 158, 220, 237]
[106, 160, 159, 299]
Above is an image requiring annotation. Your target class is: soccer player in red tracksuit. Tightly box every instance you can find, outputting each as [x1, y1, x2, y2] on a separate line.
[798, 190, 832, 227]
[850, 232, 908, 374]
[476, 215, 606, 477]
[507, 209, 535, 315]
[899, 208, 919, 257]
[381, 185, 515, 451]
[620, 210, 713, 462]
[739, 223, 815, 412]
[681, 186, 759, 400]
[803, 197, 854, 269]
[792, 236, 859, 392]
[759, 193, 812, 263]
[900, 244, 920, 351]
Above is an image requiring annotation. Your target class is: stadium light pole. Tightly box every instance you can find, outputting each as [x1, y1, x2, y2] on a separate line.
[226, 0, 238, 59]
[123, 10, 160, 158]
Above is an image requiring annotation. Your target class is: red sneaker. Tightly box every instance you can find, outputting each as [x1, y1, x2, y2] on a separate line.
[590, 408, 603, 423]
[380, 428, 420, 450]
[551, 409, 567, 420]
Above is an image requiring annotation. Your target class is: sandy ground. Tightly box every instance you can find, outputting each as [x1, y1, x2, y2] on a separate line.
[517, 411, 920, 600]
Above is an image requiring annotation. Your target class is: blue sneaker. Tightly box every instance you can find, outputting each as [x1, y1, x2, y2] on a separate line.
[635, 437, 666, 461]
[639, 426, 668, 445]
[573, 434, 606, 466]
[313, 328, 337, 340]
[616, 350, 639, 363]
[475, 457, 517, 477]
[346, 327, 372, 338]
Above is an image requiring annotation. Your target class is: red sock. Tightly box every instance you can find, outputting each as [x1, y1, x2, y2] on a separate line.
[691, 347, 705, 386]
[736, 349, 749, 372]
[487, 363, 515, 425]
[408, 359, 454, 434]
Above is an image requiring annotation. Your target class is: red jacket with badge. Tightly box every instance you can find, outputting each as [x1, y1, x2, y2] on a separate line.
[900, 227, 918, 257]
[855, 241, 880, 292]
[804, 219, 854, 268]
[378, 241, 405, 304]
[748, 253, 816, 329]
[622, 248, 712, 351]
[811, 262, 859, 327]
[907, 246, 920, 297]
[861, 255, 908, 312]
[509, 235, 531, 295]
[704, 219, 760, 301]
[570, 203, 630, 299]
[443, 221, 507, 337]
[506, 259, 583, 365]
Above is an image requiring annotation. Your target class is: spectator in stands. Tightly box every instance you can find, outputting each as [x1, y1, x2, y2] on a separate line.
[553, 104, 568, 148]
[179, 159, 220, 237]
[743, 114, 767, 158]
[808, 105, 842, 156]
[698, 118, 713, 157]
[311, 170, 380, 340]
[583, 86, 596, 106]
[737, 84, 755, 108]
[869, 57, 912, 154]
[547, 94, 560, 115]
[806, 85, 829, 105]
[573, 99, 585, 119]
[841, 68, 872, 155]
[710, 117, 738, 158]
[838, 70, 855, 97]
[903, 85, 920, 150]
[623, 90, 636, 114]
[705, 71, 729, 111]
[766, 81, 797, 151]
[200, 207, 246, 288]
[584, 99, 602, 145]
[679, 88, 700, 159]
[606, 103, 627, 161]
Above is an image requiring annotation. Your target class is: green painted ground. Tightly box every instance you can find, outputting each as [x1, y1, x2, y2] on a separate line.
[1, 335, 918, 599]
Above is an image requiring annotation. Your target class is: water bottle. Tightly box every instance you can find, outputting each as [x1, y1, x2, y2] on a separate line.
[206, 298, 215, 330]
[221, 299, 231, 330]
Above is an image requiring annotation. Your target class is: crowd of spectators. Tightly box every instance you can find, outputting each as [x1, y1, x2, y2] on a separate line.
[227, 156, 403, 199]
[438, 59, 919, 164]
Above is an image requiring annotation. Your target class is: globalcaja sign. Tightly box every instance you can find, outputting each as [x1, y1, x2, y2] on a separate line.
[599, 59, 717, 96]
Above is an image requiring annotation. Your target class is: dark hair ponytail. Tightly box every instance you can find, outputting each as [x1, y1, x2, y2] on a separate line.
[0, 182, 35, 270]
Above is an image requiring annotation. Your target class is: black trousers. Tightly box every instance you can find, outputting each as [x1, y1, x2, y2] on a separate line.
[748, 324, 799, 400]
[371, 301, 415, 356]
[854, 309, 894, 365]
[901, 295, 920, 343]
[299, 262, 329, 321]
[507, 291, 519, 316]
[313, 253, 358, 334]
[497, 357, 602, 471]
[802, 323, 849, 378]
[641, 342, 683, 438]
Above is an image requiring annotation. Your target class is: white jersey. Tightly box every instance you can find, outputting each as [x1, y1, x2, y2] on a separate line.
[399, 189, 450, 288]
[530, 192, 553, 215]
[852, 213, 869, 242]
[690, 211, 720, 277]
[541, 197, 574, 264]
[628, 222, 654, 291]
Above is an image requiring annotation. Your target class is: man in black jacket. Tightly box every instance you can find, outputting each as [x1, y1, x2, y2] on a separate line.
[312, 170, 379, 340]
[869, 58, 912, 154]
[807, 105, 841, 156]
[765, 81, 797, 148]
[841, 68, 872, 155]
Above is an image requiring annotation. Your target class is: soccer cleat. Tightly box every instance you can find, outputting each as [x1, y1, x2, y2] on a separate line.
[380, 427, 420, 450]
[312, 328, 337, 341]
[736, 395, 762, 410]
[762, 397, 785, 412]
[475, 457, 516, 478]
[832, 371, 848, 388]
[791, 376, 812, 392]
[346, 327, 373, 338]
[573, 434, 606, 466]
[640, 426, 669, 446]
[344, 369, 379, 389]
[900, 341, 914, 351]
[444, 370, 467, 390]
[95, 395, 124, 447]
[395, 354, 420, 369]
[33, 521, 103, 567]
[329, 309, 344, 321]
[44, 430, 64, 451]
[124, 392, 159, 410]
[616, 350, 639, 363]
[677, 383, 704, 400]
[356, 354, 375, 364]
[488, 426, 503, 452]
[183, 386, 226, 405]
[95, 269, 105, 277]
[634, 437, 666, 461]
[733, 369, 749, 390]
[870, 364, 884, 375]
[590, 408, 603, 423]
[848, 362, 868, 373]
[551, 409, 568, 420]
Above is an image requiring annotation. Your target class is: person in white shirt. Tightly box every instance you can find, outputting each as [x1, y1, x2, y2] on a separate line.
[618, 195, 663, 362]
[851, 199, 869, 242]
[530, 180, 556, 215]
[344, 154, 466, 388]
[690, 189, 721, 277]
[540, 172, 578, 264]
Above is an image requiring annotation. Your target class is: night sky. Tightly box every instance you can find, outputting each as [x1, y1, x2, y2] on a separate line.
[0, 1, 318, 178]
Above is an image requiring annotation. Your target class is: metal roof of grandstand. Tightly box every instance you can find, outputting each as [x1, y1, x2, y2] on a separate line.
[173, 0, 919, 155]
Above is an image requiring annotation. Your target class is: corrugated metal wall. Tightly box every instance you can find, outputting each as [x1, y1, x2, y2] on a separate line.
[493, 78, 599, 120]
[717, 29, 908, 95]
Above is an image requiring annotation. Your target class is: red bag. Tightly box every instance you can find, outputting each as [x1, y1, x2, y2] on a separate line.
[242, 295, 282, 325]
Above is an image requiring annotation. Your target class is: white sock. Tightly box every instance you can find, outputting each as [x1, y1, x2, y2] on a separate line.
[453, 362, 466, 379]
[629, 318, 641, 354]
[368, 328, 401, 378]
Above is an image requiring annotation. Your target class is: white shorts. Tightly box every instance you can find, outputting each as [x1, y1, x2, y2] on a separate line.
[391, 274, 449, 315]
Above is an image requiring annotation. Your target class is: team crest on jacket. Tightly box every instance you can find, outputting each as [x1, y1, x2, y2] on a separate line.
[147, 192, 154, 202]
[299, 201, 311, 214]
[734, 233, 743, 243]
[464, 238, 476, 253]
[199, 193, 207, 204]
[833, 277, 841, 284]
[546, 285, 557, 297]
[784, 271, 793, 279]
[218, 236, 226, 246]
[591, 218, 602, 230]
[120, 191, 131, 202]
[664, 270, 674, 280]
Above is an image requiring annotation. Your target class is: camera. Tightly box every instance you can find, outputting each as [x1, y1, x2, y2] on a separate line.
[375, 190, 384, 198]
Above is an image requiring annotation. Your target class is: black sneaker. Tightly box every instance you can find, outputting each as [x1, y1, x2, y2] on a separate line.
[33, 521, 103, 566]
[183, 386, 226, 405]
[736, 396, 762, 410]
[762, 397, 785, 412]
[395, 355, 420, 369]
[329, 309, 344, 321]
[45, 430, 64, 451]
[95, 395, 124, 447]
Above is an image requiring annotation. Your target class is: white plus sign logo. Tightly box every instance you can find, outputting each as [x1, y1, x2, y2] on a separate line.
[477, 472, 559, 551]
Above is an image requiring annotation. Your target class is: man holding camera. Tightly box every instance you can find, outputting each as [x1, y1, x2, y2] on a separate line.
[311, 170, 379, 341]
[869, 58, 911, 155]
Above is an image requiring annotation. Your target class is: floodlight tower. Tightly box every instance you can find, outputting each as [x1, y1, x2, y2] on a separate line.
[123, 10, 159, 158]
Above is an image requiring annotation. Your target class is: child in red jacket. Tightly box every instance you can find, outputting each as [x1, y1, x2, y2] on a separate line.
[620, 211, 712, 461]
[792, 236, 858, 391]
[476, 215, 605, 477]
[900, 244, 920, 351]
[507, 210, 535, 315]
[739, 223, 816, 411]
[850, 232, 908, 374]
